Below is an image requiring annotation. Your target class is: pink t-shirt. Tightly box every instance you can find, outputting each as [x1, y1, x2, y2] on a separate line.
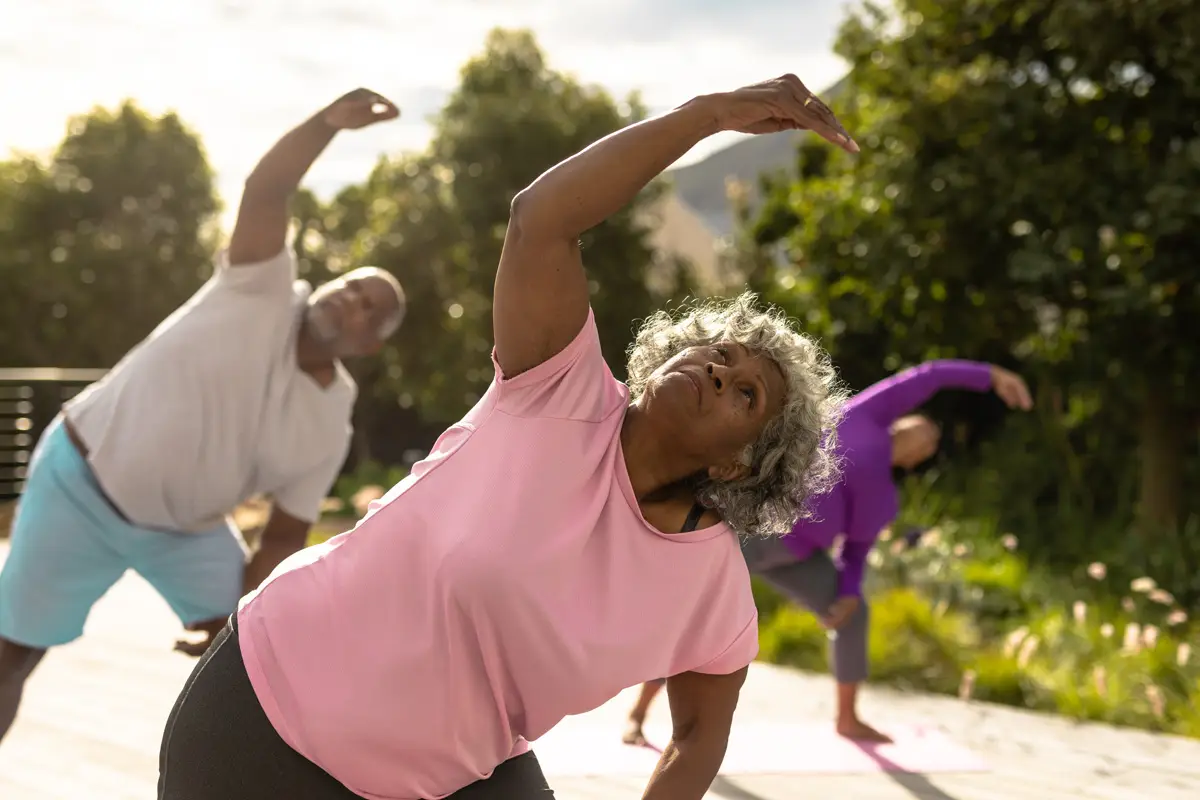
[237, 309, 758, 800]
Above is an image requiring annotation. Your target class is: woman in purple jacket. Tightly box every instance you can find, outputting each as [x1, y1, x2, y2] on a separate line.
[623, 360, 1032, 745]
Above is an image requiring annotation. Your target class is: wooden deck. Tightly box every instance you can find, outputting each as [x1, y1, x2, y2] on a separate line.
[1, 546, 1199, 799]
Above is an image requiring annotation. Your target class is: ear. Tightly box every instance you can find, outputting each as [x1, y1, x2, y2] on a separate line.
[707, 459, 750, 483]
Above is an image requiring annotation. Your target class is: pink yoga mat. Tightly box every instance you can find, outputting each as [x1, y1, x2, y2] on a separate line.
[532, 721, 989, 777]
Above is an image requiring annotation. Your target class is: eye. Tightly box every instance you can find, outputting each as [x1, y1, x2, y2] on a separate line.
[713, 346, 728, 362]
[741, 386, 756, 407]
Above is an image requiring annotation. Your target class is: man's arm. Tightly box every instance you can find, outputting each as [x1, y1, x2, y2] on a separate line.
[228, 88, 398, 267]
[242, 505, 311, 594]
[640, 668, 746, 800]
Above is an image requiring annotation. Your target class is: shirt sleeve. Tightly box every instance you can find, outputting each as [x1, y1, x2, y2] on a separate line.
[271, 448, 349, 524]
[847, 359, 993, 427]
[211, 246, 297, 298]
[492, 308, 624, 422]
[691, 614, 759, 675]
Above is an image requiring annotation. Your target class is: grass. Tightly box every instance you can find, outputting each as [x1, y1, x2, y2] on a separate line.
[755, 511, 1200, 738]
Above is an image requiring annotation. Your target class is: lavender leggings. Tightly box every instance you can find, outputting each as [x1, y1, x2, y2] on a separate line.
[757, 549, 870, 684]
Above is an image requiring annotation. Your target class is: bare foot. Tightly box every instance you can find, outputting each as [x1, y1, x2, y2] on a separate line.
[837, 718, 893, 743]
[622, 718, 647, 746]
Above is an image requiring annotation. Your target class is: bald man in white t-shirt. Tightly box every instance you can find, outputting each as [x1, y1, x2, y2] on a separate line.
[0, 88, 406, 744]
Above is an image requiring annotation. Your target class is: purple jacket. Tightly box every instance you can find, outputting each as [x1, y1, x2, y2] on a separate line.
[783, 360, 993, 597]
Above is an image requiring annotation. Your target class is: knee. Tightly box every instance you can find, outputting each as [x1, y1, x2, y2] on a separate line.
[0, 638, 45, 685]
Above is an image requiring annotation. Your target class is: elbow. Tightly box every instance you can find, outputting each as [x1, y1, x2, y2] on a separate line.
[508, 186, 571, 243]
[508, 188, 544, 240]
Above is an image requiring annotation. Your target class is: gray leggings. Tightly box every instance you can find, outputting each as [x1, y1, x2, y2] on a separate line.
[758, 550, 869, 684]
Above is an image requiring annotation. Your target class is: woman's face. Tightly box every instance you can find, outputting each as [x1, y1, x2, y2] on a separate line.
[890, 415, 941, 470]
[639, 341, 787, 480]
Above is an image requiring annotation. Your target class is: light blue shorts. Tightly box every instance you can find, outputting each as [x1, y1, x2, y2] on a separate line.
[0, 417, 247, 648]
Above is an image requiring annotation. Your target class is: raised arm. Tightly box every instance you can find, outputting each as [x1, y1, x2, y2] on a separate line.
[228, 88, 399, 267]
[493, 74, 857, 379]
[848, 360, 1031, 427]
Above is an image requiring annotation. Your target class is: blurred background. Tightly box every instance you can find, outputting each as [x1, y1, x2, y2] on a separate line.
[1, 0, 1198, 740]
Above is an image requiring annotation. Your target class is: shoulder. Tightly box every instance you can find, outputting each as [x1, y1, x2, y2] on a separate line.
[492, 307, 625, 422]
[210, 246, 298, 298]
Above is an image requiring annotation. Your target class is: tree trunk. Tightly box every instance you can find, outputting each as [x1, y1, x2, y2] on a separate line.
[1137, 382, 1183, 534]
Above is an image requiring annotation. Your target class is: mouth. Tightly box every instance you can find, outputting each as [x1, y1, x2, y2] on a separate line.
[683, 369, 703, 402]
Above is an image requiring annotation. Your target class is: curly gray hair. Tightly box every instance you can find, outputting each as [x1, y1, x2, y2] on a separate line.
[626, 292, 846, 538]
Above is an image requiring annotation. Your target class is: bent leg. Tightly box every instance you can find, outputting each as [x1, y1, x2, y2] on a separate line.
[758, 552, 888, 740]
[131, 518, 247, 638]
[0, 418, 127, 741]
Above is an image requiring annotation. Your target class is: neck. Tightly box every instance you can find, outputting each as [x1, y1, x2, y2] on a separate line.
[295, 323, 338, 384]
[620, 403, 706, 503]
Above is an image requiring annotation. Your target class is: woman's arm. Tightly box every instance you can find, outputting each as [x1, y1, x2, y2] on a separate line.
[641, 668, 747, 800]
[492, 98, 721, 379]
[492, 74, 855, 379]
[848, 360, 994, 426]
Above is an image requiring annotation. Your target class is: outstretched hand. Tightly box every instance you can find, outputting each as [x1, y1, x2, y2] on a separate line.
[822, 595, 861, 630]
[323, 88, 400, 131]
[173, 617, 227, 658]
[713, 74, 858, 153]
[989, 365, 1033, 411]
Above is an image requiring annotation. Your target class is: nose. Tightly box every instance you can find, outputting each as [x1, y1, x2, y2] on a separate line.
[705, 362, 733, 392]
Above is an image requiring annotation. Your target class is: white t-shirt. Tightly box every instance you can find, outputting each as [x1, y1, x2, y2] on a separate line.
[66, 248, 356, 532]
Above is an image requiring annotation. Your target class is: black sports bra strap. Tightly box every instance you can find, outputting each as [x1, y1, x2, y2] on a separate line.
[680, 502, 706, 533]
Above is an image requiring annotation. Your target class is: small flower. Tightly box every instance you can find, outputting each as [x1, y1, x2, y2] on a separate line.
[1087, 562, 1107, 580]
[953, 543, 968, 557]
[889, 539, 905, 555]
[1141, 625, 1160, 650]
[1131, 577, 1157, 593]
[878, 526, 893, 542]
[959, 669, 976, 701]
[1122, 597, 1136, 613]
[1072, 601, 1087, 626]
[1099, 623, 1115, 639]
[1122, 623, 1142, 654]
[1147, 589, 1175, 605]
[1093, 665, 1107, 697]
[1146, 685, 1165, 720]
[351, 485, 386, 516]
[1017, 635, 1039, 668]
[1001, 534, 1018, 551]
[1004, 626, 1029, 658]
[1177, 643, 1192, 667]
[1167, 609, 1188, 626]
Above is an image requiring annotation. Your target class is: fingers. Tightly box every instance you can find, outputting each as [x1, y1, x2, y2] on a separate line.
[779, 74, 857, 153]
[996, 373, 1033, 410]
[173, 639, 208, 657]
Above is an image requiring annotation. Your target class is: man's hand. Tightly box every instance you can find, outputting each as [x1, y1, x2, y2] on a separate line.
[174, 617, 226, 658]
[712, 74, 858, 153]
[989, 365, 1033, 411]
[323, 88, 399, 130]
[822, 596, 861, 630]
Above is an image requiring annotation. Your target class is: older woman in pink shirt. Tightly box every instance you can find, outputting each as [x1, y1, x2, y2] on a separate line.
[157, 73, 857, 800]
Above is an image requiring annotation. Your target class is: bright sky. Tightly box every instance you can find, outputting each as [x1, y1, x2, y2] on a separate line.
[2, 0, 851, 226]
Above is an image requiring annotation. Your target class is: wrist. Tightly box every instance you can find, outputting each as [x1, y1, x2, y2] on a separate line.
[676, 93, 728, 138]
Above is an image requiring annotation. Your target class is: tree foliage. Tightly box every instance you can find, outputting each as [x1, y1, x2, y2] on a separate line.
[307, 28, 685, 424]
[0, 103, 220, 366]
[737, 0, 1200, 535]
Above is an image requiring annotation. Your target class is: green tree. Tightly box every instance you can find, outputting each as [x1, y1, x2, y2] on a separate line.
[329, 28, 684, 424]
[0, 102, 220, 367]
[740, 0, 1200, 534]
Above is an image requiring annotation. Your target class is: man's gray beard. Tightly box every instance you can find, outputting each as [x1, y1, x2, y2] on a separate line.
[305, 305, 340, 347]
